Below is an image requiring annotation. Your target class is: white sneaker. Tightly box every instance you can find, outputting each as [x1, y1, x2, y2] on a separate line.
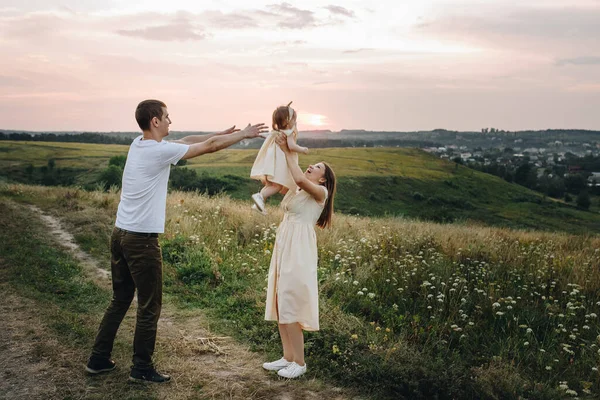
[262, 357, 292, 371]
[277, 362, 307, 379]
[251, 204, 267, 216]
[251, 193, 266, 212]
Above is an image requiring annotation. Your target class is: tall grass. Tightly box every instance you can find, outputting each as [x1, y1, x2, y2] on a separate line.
[3, 183, 599, 399]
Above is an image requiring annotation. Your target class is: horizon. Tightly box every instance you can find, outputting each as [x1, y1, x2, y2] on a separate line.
[1, 0, 599, 132]
[3, 127, 600, 135]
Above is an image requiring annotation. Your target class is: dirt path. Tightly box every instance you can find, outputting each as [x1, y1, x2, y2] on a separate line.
[0, 288, 89, 400]
[0, 206, 352, 399]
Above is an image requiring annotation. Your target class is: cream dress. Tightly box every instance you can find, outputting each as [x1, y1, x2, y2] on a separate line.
[264, 185, 328, 331]
[250, 129, 296, 190]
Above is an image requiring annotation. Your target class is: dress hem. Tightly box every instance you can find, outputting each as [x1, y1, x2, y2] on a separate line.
[264, 317, 319, 332]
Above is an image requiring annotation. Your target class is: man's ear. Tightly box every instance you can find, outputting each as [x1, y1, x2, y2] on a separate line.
[152, 117, 159, 127]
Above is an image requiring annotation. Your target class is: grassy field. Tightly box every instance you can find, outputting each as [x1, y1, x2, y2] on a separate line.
[1, 140, 600, 234]
[0, 190, 352, 400]
[2, 183, 599, 399]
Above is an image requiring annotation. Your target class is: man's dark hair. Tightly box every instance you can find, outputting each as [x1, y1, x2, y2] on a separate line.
[135, 100, 167, 131]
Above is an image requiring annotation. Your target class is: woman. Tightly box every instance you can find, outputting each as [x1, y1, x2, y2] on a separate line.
[262, 133, 336, 379]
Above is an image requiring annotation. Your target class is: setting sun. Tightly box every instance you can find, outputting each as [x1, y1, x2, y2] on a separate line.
[299, 113, 328, 129]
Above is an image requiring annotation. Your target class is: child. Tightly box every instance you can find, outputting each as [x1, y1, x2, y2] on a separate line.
[250, 102, 309, 214]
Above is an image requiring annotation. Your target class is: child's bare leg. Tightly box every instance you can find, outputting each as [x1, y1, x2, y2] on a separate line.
[260, 182, 283, 201]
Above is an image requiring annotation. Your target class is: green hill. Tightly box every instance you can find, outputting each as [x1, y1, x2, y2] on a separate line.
[1, 141, 599, 234]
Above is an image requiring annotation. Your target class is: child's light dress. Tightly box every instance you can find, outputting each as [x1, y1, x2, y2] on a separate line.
[250, 128, 296, 189]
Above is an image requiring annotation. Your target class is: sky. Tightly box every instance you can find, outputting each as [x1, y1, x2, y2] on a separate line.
[0, 0, 599, 132]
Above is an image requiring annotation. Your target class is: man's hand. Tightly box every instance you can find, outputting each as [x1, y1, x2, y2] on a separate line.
[217, 126, 240, 136]
[241, 123, 268, 139]
[275, 133, 290, 152]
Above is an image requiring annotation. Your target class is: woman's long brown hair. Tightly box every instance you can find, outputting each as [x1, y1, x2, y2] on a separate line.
[317, 162, 336, 229]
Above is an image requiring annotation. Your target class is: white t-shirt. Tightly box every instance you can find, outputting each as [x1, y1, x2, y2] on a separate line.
[115, 136, 189, 234]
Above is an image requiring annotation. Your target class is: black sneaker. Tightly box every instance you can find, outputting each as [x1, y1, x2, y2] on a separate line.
[85, 357, 116, 374]
[129, 368, 171, 384]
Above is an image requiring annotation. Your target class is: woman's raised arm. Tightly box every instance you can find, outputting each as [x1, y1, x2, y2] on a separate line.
[275, 133, 326, 203]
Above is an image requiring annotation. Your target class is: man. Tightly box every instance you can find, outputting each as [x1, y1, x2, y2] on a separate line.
[85, 99, 267, 383]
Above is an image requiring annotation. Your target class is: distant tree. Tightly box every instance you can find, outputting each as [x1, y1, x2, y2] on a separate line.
[108, 155, 127, 169]
[47, 158, 56, 170]
[576, 190, 591, 210]
[25, 164, 34, 176]
[564, 173, 587, 194]
[564, 193, 572, 203]
[169, 167, 198, 191]
[99, 165, 123, 190]
[514, 163, 537, 189]
[538, 175, 565, 198]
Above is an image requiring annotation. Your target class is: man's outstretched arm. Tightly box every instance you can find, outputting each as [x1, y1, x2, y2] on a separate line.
[172, 126, 239, 145]
[181, 123, 268, 160]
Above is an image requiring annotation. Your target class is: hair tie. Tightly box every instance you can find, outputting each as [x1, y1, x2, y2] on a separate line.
[287, 101, 295, 122]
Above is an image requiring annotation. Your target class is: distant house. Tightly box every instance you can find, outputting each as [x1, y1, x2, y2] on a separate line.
[588, 172, 600, 187]
[568, 165, 582, 173]
[460, 152, 472, 160]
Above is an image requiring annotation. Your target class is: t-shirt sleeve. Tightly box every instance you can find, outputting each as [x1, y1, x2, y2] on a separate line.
[160, 141, 190, 166]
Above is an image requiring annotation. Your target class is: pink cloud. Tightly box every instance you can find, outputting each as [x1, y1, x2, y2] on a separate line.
[116, 15, 206, 42]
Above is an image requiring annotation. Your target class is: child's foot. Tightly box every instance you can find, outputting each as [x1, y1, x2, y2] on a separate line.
[251, 204, 267, 216]
[252, 193, 266, 212]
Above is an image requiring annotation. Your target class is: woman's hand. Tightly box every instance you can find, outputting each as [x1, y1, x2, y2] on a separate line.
[275, 133, 291, 153]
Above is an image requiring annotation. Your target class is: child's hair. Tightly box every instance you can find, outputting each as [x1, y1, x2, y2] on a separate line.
[272, 102, 296, 131]
[317, 162, 336, 229]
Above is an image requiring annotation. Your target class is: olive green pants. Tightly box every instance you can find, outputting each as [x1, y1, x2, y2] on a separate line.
[91, 227, 162, 370]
